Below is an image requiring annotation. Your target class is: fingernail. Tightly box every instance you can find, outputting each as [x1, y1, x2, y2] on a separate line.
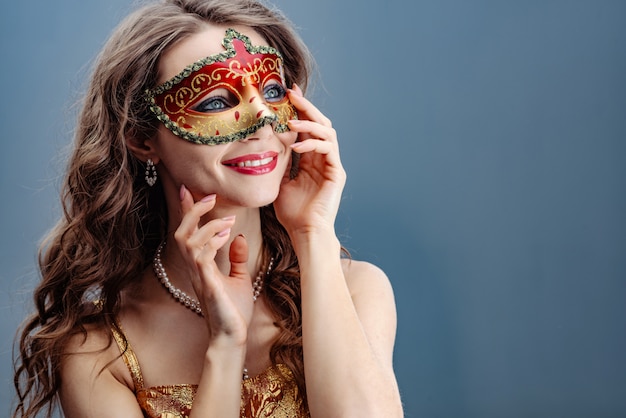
[201, 194, 216, 202]
[217, 228, 231, 237]
[238, 233, 246, 239]
[179, 184, 187, 201]
[288, 119, 302, 125]
[290, 142, 304, 149]
[222, 215, 236, 221]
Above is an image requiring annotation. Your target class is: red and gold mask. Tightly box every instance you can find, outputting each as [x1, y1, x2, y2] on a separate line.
[145, 29, 296, 145]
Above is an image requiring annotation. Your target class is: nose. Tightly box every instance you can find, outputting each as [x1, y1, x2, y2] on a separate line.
[243, 79, 277, 121]
[239, 123, 275, 142]
[237, 80, 279, 142]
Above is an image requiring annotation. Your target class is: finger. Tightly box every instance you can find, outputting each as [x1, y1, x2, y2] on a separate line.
[187, 215, 236, 255]
[176, 189, 217, 240]
[291, 138, 344, 172]
[292, 83, 304, 97]
[175, 213, 235, 262]
[288, 119, 337, 143]
[228, 235, 249, 280]
[287, 90, 332, 127]
[180, 184, 217, 212]
[290, 139, 334, 155]
[179, 184, 194, 213]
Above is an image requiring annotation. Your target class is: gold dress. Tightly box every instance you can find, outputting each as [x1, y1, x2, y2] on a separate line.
[111, 327, 309, 418]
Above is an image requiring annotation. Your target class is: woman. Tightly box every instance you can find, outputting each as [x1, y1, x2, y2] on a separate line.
[13, 0, 402, 417]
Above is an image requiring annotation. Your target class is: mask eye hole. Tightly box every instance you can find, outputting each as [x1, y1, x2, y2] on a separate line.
[263, 82, 287, 103]
[191, 88, 239, 113]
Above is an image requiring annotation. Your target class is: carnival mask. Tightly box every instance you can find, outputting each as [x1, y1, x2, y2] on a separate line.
[145, 28, 296, 145]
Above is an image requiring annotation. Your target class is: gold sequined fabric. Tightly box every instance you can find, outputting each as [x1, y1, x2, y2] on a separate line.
[111, 326, 309, 418]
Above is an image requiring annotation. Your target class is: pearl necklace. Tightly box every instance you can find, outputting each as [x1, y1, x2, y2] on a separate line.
[152, 241, 275, 379]
[153, 241, 274, 316]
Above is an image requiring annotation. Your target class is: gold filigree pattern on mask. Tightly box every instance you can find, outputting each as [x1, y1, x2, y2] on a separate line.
[145, 28, 297, 146]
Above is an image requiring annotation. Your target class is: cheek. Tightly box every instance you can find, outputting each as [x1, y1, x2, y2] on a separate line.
[154, 130, 226, 177]
[278, 131, 298, 147]
[154, 125, 190, 157]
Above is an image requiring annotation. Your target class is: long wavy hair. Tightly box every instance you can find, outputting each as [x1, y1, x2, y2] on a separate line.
[13, 0, 314, 416]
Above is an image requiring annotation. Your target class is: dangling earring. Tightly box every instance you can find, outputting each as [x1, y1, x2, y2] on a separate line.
[145, 158, 157, 186]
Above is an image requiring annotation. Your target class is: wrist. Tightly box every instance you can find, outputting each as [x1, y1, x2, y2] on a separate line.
[288, 226, 340, 254]
[205, 341, 246, 369]
[288, 228, 342, 271]
[194, 338, 247, 416]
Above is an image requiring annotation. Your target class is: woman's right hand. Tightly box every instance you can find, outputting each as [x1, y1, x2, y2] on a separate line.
[174, 184, 255, 347]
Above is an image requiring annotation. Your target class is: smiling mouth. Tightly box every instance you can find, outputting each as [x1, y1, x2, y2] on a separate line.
[225, 156, 275, 168]
[222, 152, 278, 174]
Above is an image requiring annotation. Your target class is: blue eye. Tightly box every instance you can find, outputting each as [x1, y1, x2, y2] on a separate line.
[264, 83, 286, 102]
[193, 96, 231, 113]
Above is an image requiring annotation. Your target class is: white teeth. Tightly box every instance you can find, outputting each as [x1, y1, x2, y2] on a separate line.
[234, 156, 274, 168]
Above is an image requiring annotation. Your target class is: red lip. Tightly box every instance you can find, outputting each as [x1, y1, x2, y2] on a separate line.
[222, 151, 279, 175]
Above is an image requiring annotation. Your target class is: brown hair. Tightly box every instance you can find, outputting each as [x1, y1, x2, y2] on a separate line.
[13, 0, 313, 416]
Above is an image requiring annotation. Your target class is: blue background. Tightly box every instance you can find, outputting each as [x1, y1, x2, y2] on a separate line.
[1, 1, 625, 416]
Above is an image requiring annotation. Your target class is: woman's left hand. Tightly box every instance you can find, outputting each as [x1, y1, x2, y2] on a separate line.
[274, 85, 346, 237]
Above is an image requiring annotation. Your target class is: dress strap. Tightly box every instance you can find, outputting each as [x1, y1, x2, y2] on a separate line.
[111, 323, 145, 392]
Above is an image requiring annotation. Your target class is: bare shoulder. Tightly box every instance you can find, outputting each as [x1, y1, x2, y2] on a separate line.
[341, 258, 395, 300]
[64, 323, 112, 353]
[61, 323, 125, 369]
[60, 323, 128, 389]
[59, 323, 141, 417]
[340, 258, 398, 365]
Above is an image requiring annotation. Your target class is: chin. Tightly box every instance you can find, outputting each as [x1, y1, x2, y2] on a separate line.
[228, 186, 280, 209]
[252, 190, 280, 208]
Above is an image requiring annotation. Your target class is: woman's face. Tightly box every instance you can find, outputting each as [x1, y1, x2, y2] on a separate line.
[150, 25, 298, 209]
